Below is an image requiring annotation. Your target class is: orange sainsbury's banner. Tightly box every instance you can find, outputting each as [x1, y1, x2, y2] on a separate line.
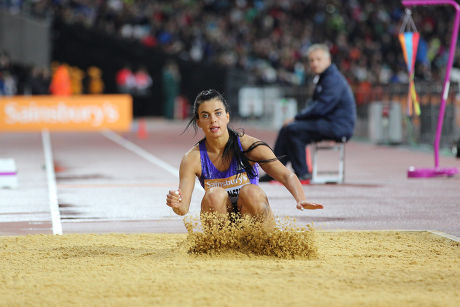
[0, 95, 132, 132]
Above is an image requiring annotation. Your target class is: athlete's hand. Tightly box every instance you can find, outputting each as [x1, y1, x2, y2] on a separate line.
[166, 189, 183, 212]
[297, 200, 323, 210]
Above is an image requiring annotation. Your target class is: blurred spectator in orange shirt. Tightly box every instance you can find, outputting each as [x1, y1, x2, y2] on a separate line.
[49, 64, 72, 96]
[87, 66, 104, 94]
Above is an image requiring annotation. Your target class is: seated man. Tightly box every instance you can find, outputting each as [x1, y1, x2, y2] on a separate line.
[261, 44, 356, 182]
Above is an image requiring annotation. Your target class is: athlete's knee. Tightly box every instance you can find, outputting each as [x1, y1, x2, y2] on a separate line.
[239, 184, 266, 201]
[238, 185, 269, 214]
[201, 187, 228, 212]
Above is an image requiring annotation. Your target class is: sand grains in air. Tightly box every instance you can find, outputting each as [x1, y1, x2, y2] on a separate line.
[183, 213, 317, 259]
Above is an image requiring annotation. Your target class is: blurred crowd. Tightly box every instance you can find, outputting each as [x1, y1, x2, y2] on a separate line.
[1, 0, 460, 96]
[0, 50, 17, 96]
[0, 49, 105, 96]
[116, 65, 153, 96]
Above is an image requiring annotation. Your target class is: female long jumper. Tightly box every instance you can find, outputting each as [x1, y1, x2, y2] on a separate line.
[166, 89, 323, 226]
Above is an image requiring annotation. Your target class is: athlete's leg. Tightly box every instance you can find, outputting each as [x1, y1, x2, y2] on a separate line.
[201, 187, 232, 229]
[201, 187, 230, 214]
[237, 184, 275, 230]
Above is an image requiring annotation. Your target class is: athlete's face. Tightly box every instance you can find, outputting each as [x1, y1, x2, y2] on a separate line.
[308, 49, 331, 75]
[196, 98, 230, 137]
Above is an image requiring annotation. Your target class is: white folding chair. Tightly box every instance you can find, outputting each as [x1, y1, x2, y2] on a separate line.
[311, 137, 346, 184]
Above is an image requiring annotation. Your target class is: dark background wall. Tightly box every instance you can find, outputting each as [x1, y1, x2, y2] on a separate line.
[0, 9, 50, 67]
[51, 18, 228, 117]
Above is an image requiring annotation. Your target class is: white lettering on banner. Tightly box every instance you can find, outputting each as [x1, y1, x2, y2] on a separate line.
[103, 102, 120, 122]
[204, 173, 251, 203]
[204, 173, 249, 190]
[4, 102, 120, 127]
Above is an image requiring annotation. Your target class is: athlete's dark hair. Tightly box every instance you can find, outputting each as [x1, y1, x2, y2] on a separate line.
[184, 89, 277, 178]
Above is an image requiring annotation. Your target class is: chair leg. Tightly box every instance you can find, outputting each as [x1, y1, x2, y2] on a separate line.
[311, 143, 318, 180]
[338, 143, 345, 183]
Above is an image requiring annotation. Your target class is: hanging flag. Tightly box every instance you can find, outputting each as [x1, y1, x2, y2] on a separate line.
[399, 9, 421, 116]
[399, 32, 421, 116]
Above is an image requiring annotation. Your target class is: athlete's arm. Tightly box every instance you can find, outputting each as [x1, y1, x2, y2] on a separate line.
[166, 147, 200, 215]
[241, 135, 323, 210]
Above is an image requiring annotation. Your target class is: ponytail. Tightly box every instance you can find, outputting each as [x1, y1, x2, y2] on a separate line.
[223, 128, 278, 179]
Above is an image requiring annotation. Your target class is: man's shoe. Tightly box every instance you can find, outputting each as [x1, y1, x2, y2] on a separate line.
[298, 173, 312, 181]
[259, 174, 274, 182]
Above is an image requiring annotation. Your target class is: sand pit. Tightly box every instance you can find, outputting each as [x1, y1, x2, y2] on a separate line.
[0, 229, 459, 306]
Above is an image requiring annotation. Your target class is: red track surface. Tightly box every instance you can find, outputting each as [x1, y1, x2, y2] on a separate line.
[1, 118, 459, 237]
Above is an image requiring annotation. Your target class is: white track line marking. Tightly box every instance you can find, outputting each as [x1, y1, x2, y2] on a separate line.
[428, 230, 460, 243]
[318, 229, 460, 242]
[101, 130, 204, 192]
[41, 130, 63, 235]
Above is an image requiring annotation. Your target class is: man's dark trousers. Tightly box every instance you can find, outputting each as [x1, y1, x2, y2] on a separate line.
[274, 119, 332, 177]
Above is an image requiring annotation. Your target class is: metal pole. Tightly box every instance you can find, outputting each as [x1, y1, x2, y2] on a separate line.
[403, 0, 460, 178]
[403, 0, 460, 167]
